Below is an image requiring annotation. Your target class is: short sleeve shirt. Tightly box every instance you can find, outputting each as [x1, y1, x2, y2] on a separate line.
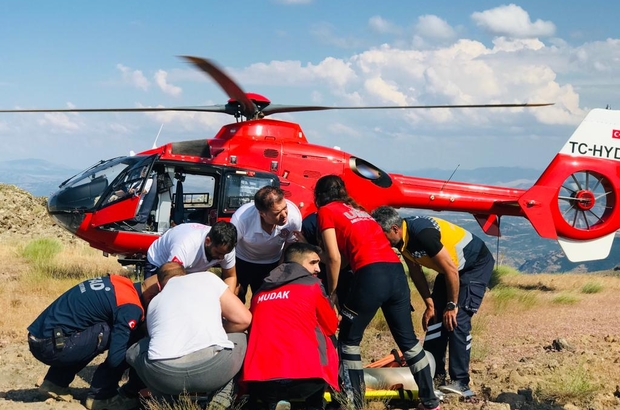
[147, 272, 233, 360]
[231, 200, 302, 264]
[317, 201, 399, 271]
[146, 223, 235, 272]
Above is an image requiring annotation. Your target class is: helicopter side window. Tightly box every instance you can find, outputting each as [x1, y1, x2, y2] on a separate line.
[349, 157, 393, 188]
[170, 173, 216, 225]
[222, 173, 277, 214]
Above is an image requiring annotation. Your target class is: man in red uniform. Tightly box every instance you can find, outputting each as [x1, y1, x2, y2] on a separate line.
[242, 242, 339, 410]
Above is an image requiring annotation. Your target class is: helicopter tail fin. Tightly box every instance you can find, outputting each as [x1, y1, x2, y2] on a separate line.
[519, 108, 620, 262]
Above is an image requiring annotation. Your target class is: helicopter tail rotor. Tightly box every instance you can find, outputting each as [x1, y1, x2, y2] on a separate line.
[518, 108, 620, 262]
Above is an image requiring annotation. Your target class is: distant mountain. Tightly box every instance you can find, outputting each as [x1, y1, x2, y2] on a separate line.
[0, 159, 81, 197]
[401, 209, 620, 274]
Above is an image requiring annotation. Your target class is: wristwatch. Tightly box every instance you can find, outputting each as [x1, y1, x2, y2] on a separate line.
[445, 301, 458, 311]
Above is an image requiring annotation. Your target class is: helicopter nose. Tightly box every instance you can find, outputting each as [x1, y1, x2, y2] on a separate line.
[47, 192, 86, 234]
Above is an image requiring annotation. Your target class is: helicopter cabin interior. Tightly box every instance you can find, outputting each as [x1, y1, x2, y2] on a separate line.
[106, 161, 278, 234]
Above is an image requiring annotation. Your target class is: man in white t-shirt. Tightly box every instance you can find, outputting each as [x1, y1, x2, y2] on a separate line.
[144, 221, 238, 291]
[230, 185, 302, 302]
[126, 263, 251, 407]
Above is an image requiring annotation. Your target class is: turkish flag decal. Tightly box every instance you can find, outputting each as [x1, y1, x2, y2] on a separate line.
[612, 129, 620, 139]
[128, 319, 137, 329]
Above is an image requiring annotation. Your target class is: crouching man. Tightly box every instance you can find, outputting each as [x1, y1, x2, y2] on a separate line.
[126, 262, 251, 409]
[27, 271, 164, 410]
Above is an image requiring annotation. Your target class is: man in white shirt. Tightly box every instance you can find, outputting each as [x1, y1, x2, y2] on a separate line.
[144, 221, 237, 291]
[230, 185, 302, 302]
[126, 263, 251, 408]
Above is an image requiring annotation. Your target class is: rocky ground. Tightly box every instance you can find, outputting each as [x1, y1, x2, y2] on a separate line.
[1, 184, 619, 410]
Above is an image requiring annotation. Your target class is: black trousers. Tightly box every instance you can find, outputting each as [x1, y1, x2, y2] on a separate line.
[235, 258, 279, 303]
[28, 323, 145, 399]
[338, 262, 438, 410]
[248, 379, 326, 410]
[28, 323, 121, 399]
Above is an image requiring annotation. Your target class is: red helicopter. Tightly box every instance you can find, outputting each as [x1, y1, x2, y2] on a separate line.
[2, 56, 619, 267]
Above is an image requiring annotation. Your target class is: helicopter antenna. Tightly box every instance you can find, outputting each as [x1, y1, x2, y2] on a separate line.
[440, 164, 460, 191]
[152, 123, 164, 149]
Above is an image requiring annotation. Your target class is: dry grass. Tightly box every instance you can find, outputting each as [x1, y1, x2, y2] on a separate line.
[0, 236, 125, 341]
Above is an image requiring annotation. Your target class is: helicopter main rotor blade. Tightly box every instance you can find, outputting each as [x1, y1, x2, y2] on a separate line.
[262, 102, 554, 116]
[180, 56, 258, 119]
[0, 102, 554, 116]
[0, 105, 229, 114]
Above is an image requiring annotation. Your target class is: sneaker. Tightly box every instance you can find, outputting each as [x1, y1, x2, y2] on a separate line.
[439, 380, 475, 398]
[274, 400, 291, 410]
[38, 379, 72, 402]
[416, 404, 440, 410]
[433, 373, 447, 389]
[84, 393, 140, 410]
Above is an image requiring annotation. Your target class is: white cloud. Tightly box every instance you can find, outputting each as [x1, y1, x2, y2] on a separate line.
[327, 122, 361, 137]
[364, 77, 408, 105]
[109, 122, 131, 135]
[471, 4, 556, 38]
[491, 36, 546, 52]
[368, 16, 401, 35]
[414, 15, 456, 41]
[235, 57, 357, 90]
[143, 107, 226, 132]
[310, 22, 363, 49]
[37, 113, 81, 132]
[154, 70, 182, 97]
[116, 64, 150, 91]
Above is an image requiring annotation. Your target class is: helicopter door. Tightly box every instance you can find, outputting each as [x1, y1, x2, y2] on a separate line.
[90, 155, 158, 227]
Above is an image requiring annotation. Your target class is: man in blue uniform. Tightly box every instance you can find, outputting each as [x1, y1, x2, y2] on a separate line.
[27, 273, 156, 410]
[372, 206, 494, 399]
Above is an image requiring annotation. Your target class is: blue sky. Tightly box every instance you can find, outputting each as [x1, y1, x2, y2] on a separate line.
[1, 0, 619, 174]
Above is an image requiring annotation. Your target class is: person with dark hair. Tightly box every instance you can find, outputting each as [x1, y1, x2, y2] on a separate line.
[231, 185, 302, 302]
[144, 222, 238, 291]
[27, 273, 157, 410]
[126, 262, 251, 409]
[371, 206, 494, 398]
[314, 175, 440, 410]
[243, 242, 339, 410]
[298, 212, 353, 306]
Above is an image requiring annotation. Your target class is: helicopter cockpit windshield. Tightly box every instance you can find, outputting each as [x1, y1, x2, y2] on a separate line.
[48, 155, 157, 214]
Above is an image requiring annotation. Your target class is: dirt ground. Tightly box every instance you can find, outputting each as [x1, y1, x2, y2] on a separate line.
[3, 275, 620, 410]
[1, 184, 620, 410]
